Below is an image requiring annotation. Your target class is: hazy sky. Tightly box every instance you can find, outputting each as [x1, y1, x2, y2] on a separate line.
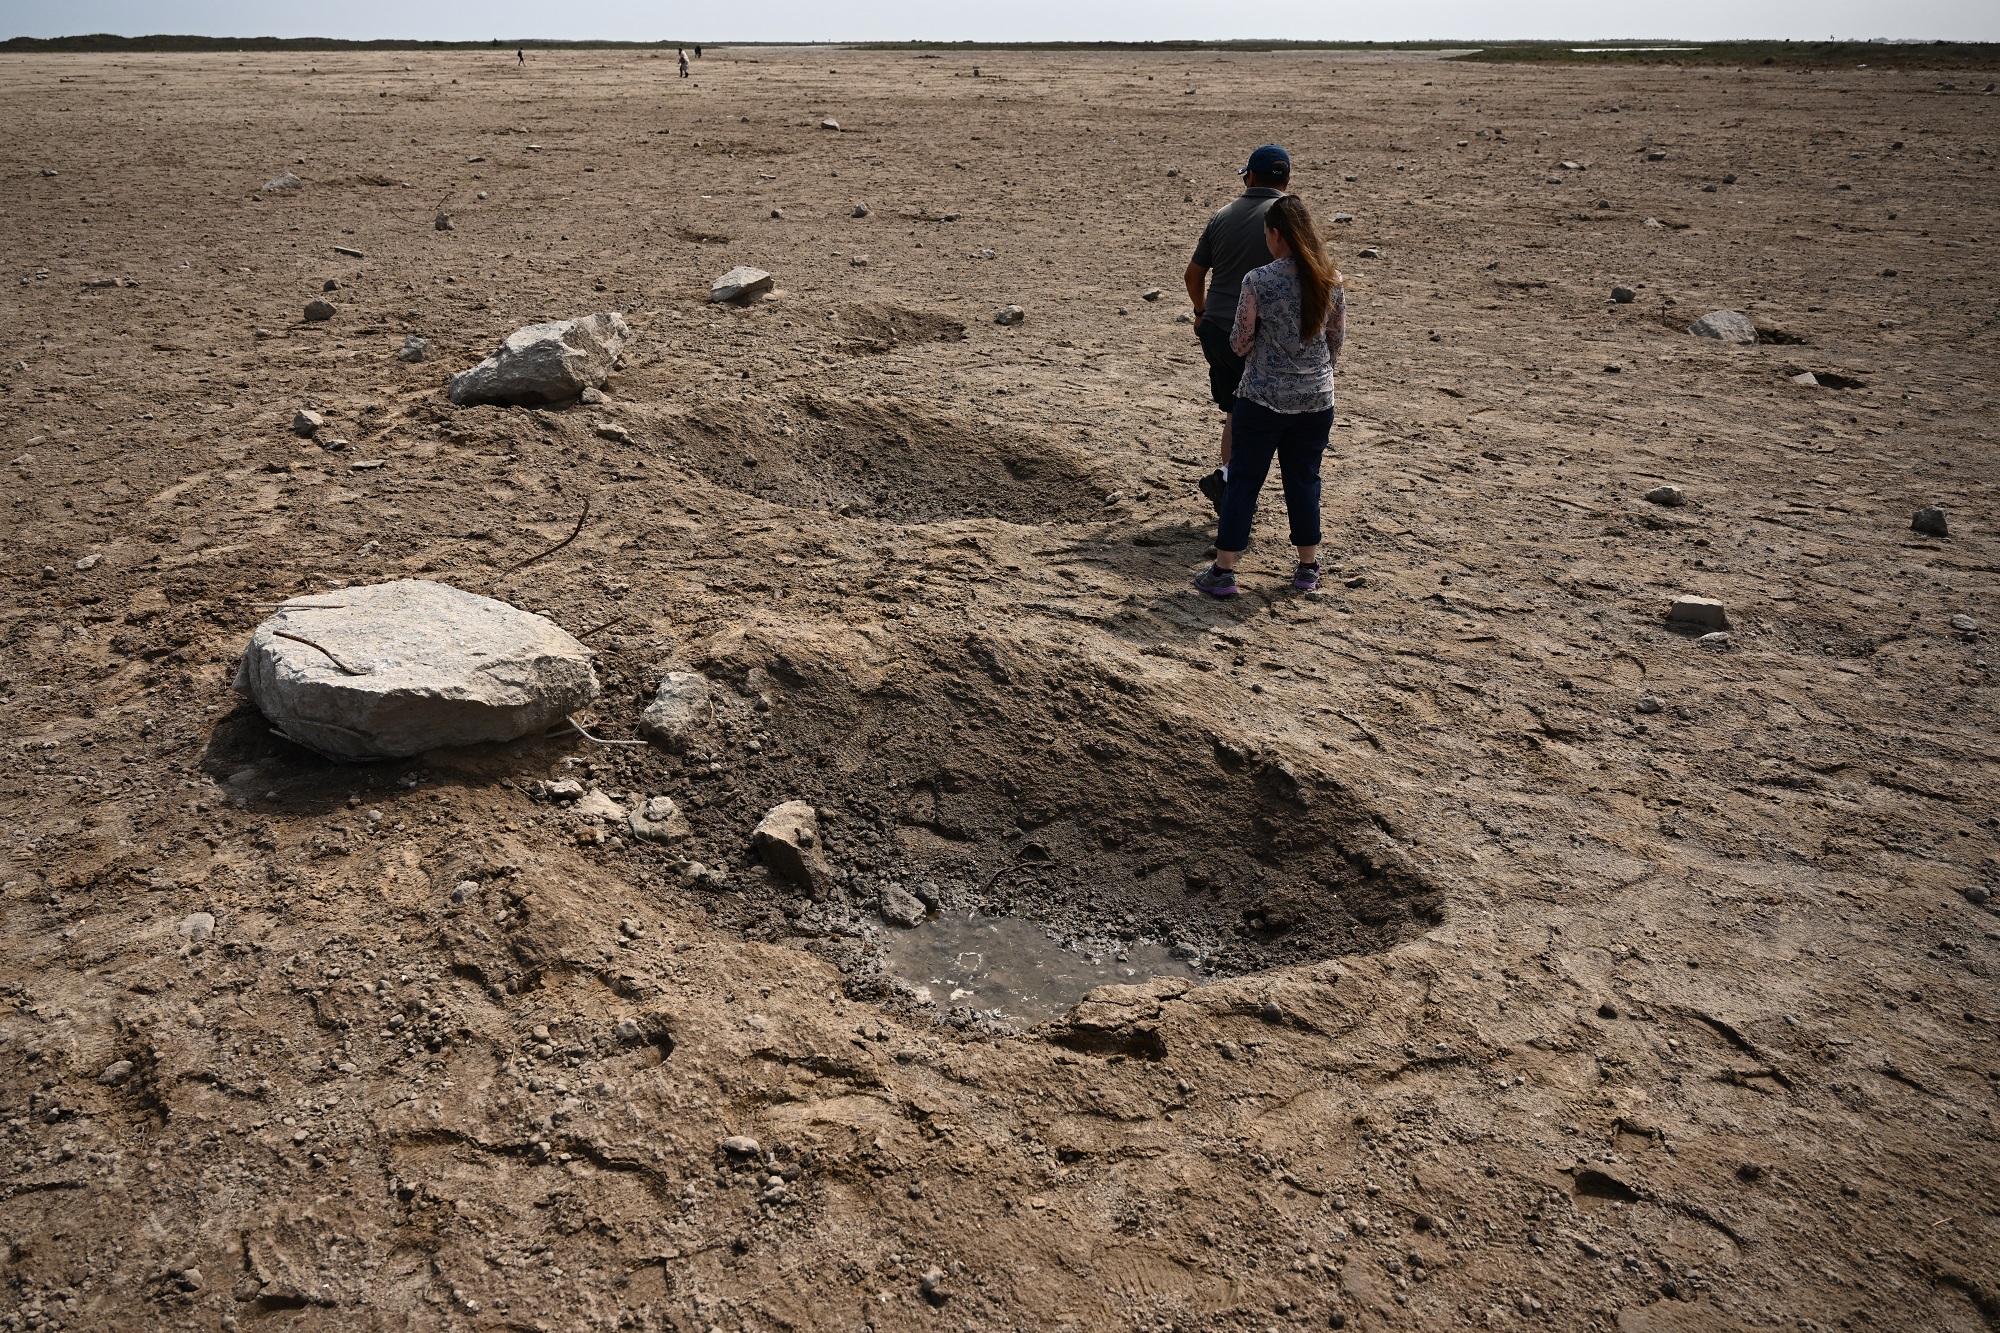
[3, 0, 1994, 43]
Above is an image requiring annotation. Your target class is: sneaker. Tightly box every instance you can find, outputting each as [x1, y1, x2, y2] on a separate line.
[1291, 561, 1321, 592]
[1198, 467, 1227, 514]
[1193, 563, 1238, 597]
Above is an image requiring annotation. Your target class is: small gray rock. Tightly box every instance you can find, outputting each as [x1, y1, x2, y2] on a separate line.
[709, 266, 774, 303]
[1950, 614, 1979, 633]
[449, 880, 478, 903]
[1357, 247, 1381, 259]
[1912, 506, 1950, 537]
[1967, 885, 1993, 906]
[262, 172, 302, 192]
[543, 778, 585, 802]
[880, 886, 927, 928]
[571, 789, 624, 822]
[994, 305, 1025, 326]
[1141, 288, 1163, 302]
[1635, 696, 1663, 714]
[397, 335, 428, 363]
[639, 671, 711, 750]
[819, 118, 840, 131]
[97, 1059, 135, 1087]
[753, 801, 829, 892]
[1697, 631, 1732, 651]
[1644, 485, 1684, 507]
[1789, 371, 1820, 387]
[851, 202, 870, 218]
[1668, 596, 1729, 630]
[1689, 310, 1756, 344]
[1330, 211, 1354, 223]
[74, 553, 102, 572]
[1611, 284, 1637, 303]
[722, 1135, 761, 1156]
[291, 408, 325, 437]
[303, 299, 336, 322]
[179, 911, 215, 943]
[629, 795, 692, 843]
[433, 211, 453, 231]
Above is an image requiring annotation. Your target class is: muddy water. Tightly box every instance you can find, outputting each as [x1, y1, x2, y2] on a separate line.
[880, 912, 1196, 1028]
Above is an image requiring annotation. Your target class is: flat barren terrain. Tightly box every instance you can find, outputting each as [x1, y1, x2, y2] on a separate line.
[1, 43, 1997, 1333]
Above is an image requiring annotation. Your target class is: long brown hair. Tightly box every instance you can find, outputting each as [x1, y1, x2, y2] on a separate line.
[1264, 194, 1341, 341]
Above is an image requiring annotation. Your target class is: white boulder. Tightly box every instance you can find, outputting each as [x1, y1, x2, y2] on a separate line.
[447, 312, 630, 406]
[233, 580, 600, 760]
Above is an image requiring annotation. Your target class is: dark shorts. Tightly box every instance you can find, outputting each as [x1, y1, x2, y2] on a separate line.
[1195, 320, 1244, 413]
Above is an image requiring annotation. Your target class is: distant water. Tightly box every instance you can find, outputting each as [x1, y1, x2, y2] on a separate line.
[880, 911, 1195, 1028]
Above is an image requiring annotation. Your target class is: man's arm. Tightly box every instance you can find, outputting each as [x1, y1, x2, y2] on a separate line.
[1184, 262, 1208, 320]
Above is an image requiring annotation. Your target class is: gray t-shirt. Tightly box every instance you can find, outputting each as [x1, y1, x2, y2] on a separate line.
[1191, 187, 1284, 331]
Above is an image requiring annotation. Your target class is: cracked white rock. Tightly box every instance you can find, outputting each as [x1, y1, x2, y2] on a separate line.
[233, 580, 600, 760]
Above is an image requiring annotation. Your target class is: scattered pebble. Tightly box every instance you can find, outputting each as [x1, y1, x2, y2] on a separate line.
[179, 911, 215, 943]
[1790, 371, 1820, 387]
[1668, 596, 1729, 630]
[819, 118, 840, 131]
[291, 408, 325, 437]
[434, 212, 453, 231]
[994, 305, 1025, 326]
[97, 1059, 135, 1087]
[851, 202, 870, 218]
[1611, 284, 1636, 303]
[397, 335, 428, 363]
[1697, 632, 1732, 651]
[74, 552, 101, 572]
[1635, 696, 1663, 714]
[1645, 484, 1684, 506]
[709, 266, 774, 303]
[1689, 310, 1756, 343]
[880, 885, 927, 928]
[303, 299, 336, 322]
[722, 1135, 761, 1156]
[1911, 506, 1950, 537]
[1950, 614, 1979, 633]
[1356, 247, 1381, 259]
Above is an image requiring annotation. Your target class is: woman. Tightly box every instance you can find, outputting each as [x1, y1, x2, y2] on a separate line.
[1193, 194, 1345, 597]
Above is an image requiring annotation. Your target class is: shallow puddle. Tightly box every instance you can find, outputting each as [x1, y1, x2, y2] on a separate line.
[880, 912, 1195, 1028]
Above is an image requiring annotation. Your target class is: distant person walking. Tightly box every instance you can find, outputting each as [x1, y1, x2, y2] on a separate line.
[517, 48, 525, 65]
[1185, 144, 1292, 513]
[1193, 195, 1345, 598]
[694, 45, 703, 59]
[678, 48, 690, 78]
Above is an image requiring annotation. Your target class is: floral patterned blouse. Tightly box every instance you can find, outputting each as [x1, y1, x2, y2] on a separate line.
[1229, 257, 1345, 414]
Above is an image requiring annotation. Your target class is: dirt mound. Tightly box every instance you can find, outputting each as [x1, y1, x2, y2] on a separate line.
[664, 394, 1105, 523]
[825, 303, 968, 354]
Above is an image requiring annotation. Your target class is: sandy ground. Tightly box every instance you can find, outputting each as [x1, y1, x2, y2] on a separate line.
[1, 43, 1998, 1333]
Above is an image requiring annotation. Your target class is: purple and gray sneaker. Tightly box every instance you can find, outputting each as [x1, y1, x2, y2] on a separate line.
[1292, 561, 1321, 592]
[1194, 563, 1238, 598]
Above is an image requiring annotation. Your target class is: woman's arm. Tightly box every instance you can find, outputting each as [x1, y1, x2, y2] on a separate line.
[1230, 280, 1259, 357]
[1325, 286, 1347, 365]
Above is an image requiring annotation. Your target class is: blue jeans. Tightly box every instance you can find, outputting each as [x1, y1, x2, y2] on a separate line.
[1216, 399, 1331, 554]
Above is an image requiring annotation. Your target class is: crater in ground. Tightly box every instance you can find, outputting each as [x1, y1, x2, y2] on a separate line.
[587, 626, 1445, 1003]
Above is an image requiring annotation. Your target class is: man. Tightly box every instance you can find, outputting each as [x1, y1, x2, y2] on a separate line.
[1184, 144, 1291, 512]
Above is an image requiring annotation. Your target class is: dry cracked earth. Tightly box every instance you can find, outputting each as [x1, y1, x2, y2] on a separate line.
[0, 41, 1997, 1333]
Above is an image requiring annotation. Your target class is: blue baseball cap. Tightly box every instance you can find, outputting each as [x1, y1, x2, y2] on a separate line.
[1239, 144, 1292, 178]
